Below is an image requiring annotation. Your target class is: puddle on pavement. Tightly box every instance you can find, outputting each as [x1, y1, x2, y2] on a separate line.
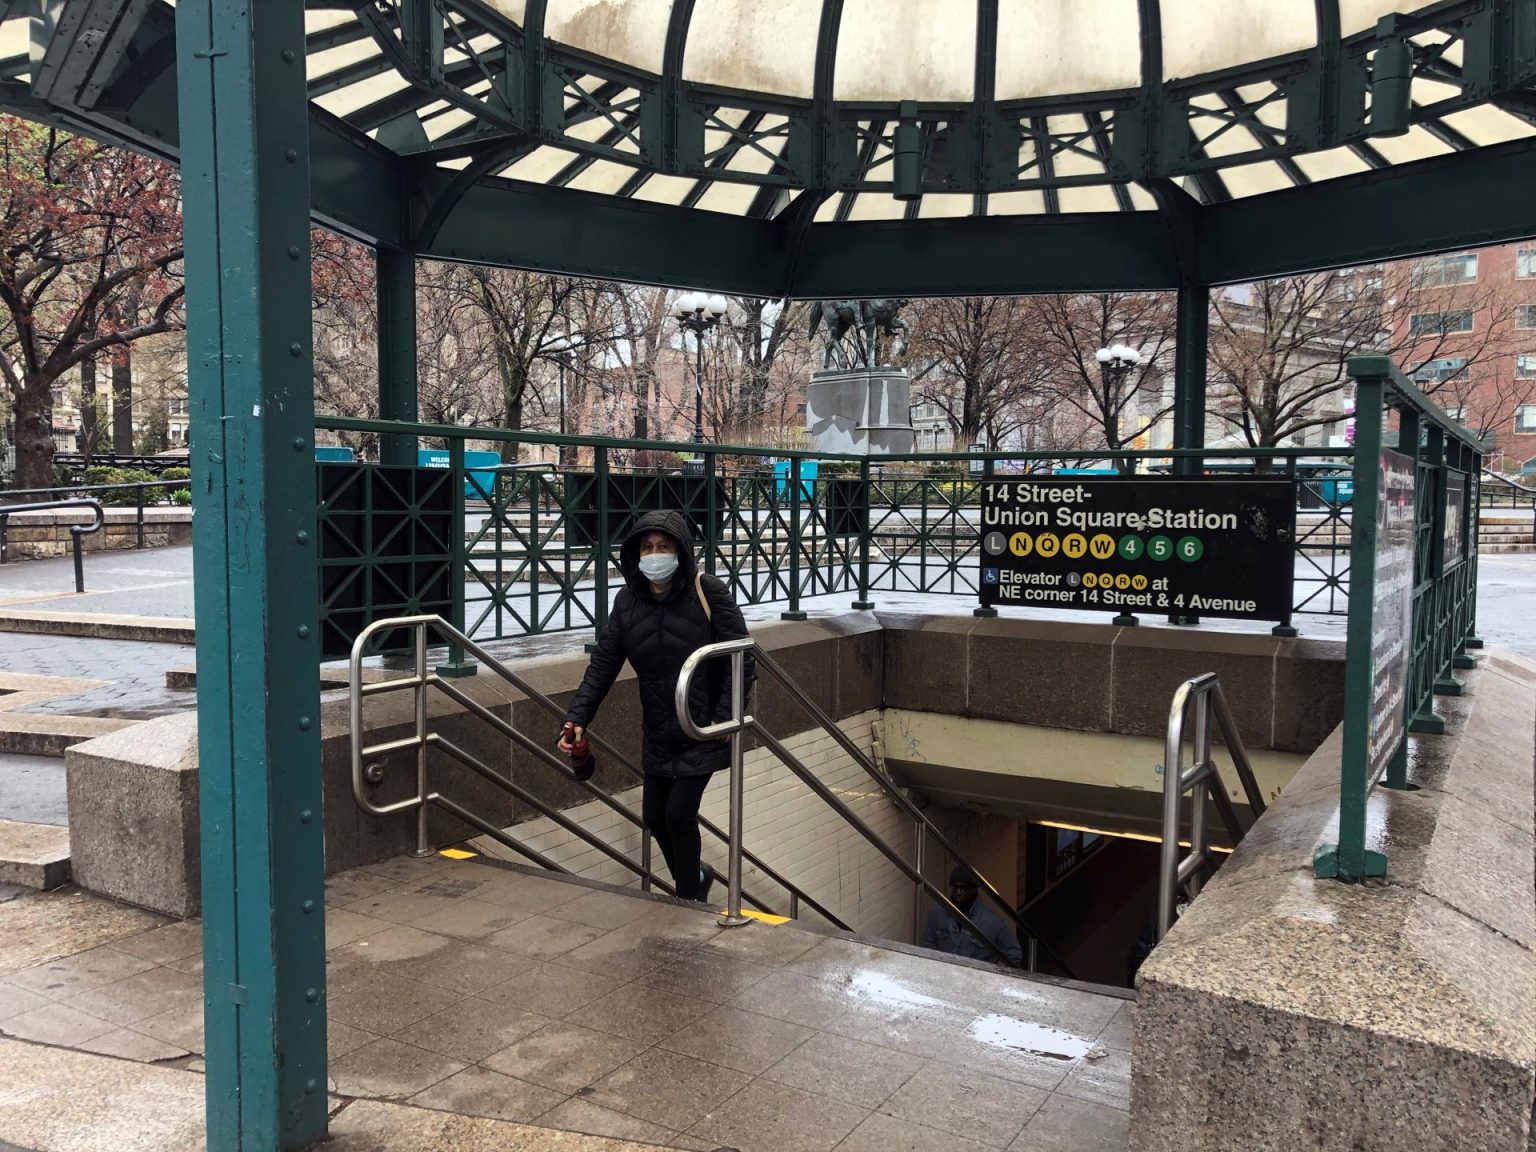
[969, 1014, 1093, 1060]
[846, 970, 949, 1012]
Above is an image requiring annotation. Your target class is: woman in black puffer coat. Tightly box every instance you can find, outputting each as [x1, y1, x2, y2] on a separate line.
[558, 510, 753, 902]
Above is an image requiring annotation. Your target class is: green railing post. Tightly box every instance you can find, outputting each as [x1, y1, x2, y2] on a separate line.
[437, 436, 476, 677]
[782, 456, 807, 620]
[1455, 436, 1482, 666]
[1425, 423, 1463, 701]
[588, 445, 610, 651]
[1272, 455, 1300, 637]
[704, 450, 719, 576]
[853, 457, 874, 610]
[376, 245, 419, 466]
[973, 453, 998, 618]
[1315, 371, 1388, 881]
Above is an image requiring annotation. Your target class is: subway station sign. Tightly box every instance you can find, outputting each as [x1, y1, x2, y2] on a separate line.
[978, 477, 1296, 622]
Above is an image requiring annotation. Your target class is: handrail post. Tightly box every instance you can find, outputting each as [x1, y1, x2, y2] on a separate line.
[413, 623, 432, 857]
[1158, 686, 1189, 938]
[1187, 691, 1211, 900]
[589, 445, 610, 653]
[911, 817, 926, 944]
[721, 647, 749, 926]
[853, 457, 874, 610]
[72, 525, 86, 594]
[437, 437, 476, 678]
[136, 483, 146, 549]
[782, 457, 806, 620]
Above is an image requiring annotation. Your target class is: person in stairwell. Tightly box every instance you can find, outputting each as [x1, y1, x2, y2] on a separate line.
[921, 866, 1024, 966]
[558, 510, 753, 903]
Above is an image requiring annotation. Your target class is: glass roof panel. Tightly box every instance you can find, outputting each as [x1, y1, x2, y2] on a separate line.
[312, 70, 411, 120]
[1439, 106, 1536, 147]
[1339, 0, 1405, 37]
[693, 181, 757, 215]
[630, 173, 697, 205]
[1366, 124, 1455, 164]
[483, 1, 529, 25]
[565, 159, 639, 194]
[1058, 185, 1123, 212]
[545, 0, 672, 74]
[987, 190, 1049, 216]
[1292, 146, 1372, 182]
[996, 0, 1143, 100]
[684, 0, 821, 97]
[1220, 159, 1295, 198]
[918, 194, 975, 219]
[835, 0, 976, 102]
[1160, 0, 1316, 81]
[847, 193, 908, 221]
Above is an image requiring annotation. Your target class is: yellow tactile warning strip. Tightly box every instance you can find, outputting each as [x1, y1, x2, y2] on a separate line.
[438, 848, 479, 860]
[734, 908, 791, 926]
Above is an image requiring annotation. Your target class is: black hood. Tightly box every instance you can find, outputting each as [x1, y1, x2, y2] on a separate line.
[618, 509, 698, 595]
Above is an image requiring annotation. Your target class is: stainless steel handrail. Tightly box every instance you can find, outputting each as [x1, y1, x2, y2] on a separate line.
[348, 615, 845, 927]
[677, 639, 1073, 974]
[1157, 673, 1267, 940]
[0, 498, 105, 590]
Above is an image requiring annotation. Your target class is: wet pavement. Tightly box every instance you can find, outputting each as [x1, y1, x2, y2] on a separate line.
[0, 756, 66, 826]
[0, 855, 1132, 1152]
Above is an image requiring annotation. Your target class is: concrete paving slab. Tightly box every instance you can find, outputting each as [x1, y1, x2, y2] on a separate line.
[0, 713, 134, 757]
[0, 820, 69, 889]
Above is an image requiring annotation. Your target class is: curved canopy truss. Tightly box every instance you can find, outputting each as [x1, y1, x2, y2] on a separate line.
[6, 0, 1536, 294]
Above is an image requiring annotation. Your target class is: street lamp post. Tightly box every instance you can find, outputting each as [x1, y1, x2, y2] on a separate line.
[674, 291, 728, 445]
[1095, 343, 1145, 628]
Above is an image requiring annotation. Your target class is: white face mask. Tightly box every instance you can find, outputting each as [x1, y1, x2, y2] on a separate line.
[638, 553, 680, 583]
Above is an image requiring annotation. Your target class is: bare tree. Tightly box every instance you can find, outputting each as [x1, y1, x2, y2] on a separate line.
[1029, 292, 1178, 471]
[1206, 266, 1518, 456]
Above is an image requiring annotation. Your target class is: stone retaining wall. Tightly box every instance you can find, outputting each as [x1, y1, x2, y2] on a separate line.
[0, 507, 191, 560]
[1130, 651, 1536, 1151]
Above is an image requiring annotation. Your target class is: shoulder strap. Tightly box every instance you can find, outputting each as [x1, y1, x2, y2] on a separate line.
[694, 572, 712, 621]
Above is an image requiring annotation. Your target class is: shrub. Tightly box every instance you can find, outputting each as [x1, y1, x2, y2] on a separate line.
[171, 489, 192, 507]
[92, 468, 159, 506]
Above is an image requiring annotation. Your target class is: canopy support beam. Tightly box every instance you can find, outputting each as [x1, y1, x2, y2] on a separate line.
[178, 0, 329, 1146]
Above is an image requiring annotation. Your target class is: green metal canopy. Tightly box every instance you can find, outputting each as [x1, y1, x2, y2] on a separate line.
[9, 0, 1536, 295]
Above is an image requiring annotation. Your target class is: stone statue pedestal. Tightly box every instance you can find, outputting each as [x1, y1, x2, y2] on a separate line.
[805, 367, 915, 455]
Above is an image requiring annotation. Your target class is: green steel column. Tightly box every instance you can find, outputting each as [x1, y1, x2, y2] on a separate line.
[176, 2, 328, 1148]
[1169, 285, 1209, 626]
[437, 438, 476, 678]
[588, 446, 610, 652]
[377, 245, 419, 466]
[1172, 285, 1210, 478]
[853, 457, 874, 610]
[782, 457, 807, 621]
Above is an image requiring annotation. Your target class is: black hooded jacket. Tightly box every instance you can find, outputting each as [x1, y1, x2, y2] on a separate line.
[562, 510, 754, 778]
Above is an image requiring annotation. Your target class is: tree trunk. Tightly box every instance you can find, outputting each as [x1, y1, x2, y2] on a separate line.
[13, 379, 58, 489]
[497, 349, 525, 464]
[111, 351, 133, 455]
[78, 358, 97, 457]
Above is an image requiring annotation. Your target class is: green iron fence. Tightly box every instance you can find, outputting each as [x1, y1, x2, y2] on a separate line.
[316, 416, 1363, 657]
[1316, 355, 1484, 882]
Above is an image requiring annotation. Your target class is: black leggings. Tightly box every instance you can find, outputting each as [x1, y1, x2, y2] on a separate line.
[641, 773, 712, 901]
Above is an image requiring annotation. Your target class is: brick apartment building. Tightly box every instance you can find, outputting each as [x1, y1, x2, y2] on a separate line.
[1395, 242, 1536, 471]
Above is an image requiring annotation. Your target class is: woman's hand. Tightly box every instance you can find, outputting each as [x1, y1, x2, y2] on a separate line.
[557, 723, 584, 754]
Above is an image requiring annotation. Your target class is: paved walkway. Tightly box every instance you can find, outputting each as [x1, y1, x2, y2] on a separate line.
[0, 856, 1131, 1152]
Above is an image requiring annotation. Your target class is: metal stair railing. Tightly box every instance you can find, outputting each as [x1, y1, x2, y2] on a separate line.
[677, 638, 1075, 975]
[1157, 673, 1267, 940]
[348, 614, 847, 928]
[0, 497, 104, 590]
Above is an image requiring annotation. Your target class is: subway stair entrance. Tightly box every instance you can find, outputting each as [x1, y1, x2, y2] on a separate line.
[349, 614, 1074, 976]
[343, 614, 1134, 1147]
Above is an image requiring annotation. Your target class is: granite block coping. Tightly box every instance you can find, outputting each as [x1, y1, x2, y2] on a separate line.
[1129, 649, 1536, 1152]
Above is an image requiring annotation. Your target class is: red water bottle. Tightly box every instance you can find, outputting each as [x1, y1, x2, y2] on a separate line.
[561, 722, 597, 782]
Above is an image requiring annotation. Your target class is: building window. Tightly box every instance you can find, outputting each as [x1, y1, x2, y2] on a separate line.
[1412, 357, 1468, 383]
[1409, 310, 1474, 336]
[1441, 405, 1465, 423]
[1518, 248, 1536, 279]
[1517, 405, 1536, 434]
[1518, 305, 1536, 329]
[169, 398, 188, 416]
[1411, 253, 1478, 288]
[1222, 283, 1253, 306]
[1519, 355, 1536, 378]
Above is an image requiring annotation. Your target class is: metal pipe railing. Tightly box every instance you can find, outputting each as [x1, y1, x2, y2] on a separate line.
[348, 614, 844, 927]
[676, 638, 1073, 974]
[1157, 673, 1266, 940]
[0, 498, 105, 591]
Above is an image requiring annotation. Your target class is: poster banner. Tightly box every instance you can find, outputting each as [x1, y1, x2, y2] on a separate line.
[1443, 471, 1466, 567]
[1367, 450, 1417, 780]
[978, 477, 1295, 622]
